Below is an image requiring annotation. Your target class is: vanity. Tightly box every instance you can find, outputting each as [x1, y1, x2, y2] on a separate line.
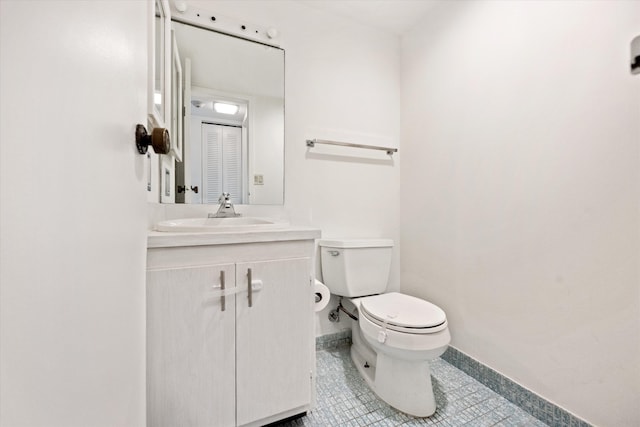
[145, 3, 312, 424]
[146, 225, 320, 427]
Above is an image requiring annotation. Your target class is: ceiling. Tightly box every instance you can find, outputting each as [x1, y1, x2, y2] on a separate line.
[297, 0, 441, 35]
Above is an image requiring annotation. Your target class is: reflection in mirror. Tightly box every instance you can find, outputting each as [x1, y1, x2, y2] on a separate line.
[170, 30, 183, 161]
[171, 20, 284, 205]
[153, 0, 165, 122]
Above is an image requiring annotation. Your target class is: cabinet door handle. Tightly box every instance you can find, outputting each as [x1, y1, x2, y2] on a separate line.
[247, 268, 253, 308]
[220, 270, 226, 312]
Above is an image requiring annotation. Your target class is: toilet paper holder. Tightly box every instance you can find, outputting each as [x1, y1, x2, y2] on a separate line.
[313, 279, 331, 312]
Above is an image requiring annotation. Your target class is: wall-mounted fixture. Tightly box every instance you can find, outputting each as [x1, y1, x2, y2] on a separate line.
[169, 1, 280, 46]
[213, 102, 239, 114]
[306, 138, 398, 156]
[632, 35, 640, 75]
[136, 124, 171, 155]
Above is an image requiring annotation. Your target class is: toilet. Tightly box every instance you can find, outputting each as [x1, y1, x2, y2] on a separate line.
[318, 239, 450, 417]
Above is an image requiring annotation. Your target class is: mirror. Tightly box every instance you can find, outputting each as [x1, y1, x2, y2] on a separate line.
[169, 30, 183, 161]
[171, 20, 285, 205]
[150, 0, 169, 128]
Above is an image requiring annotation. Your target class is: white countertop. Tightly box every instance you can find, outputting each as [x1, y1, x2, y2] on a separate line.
[147, 226, 321, 248]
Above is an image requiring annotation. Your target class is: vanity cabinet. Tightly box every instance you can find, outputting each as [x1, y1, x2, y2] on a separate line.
[147, 263, 236, 427]
[146, 233, 318, 427]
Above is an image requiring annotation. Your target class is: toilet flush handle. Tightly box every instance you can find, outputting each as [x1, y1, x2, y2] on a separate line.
[378, 314, 397, 344]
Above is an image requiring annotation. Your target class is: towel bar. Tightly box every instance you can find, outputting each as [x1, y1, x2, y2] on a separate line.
[306, 139, 397, 156]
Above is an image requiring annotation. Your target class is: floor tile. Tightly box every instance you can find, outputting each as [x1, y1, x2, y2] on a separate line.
[272, 346, 548, 427]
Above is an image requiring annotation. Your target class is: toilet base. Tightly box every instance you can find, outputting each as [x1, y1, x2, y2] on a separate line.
[350, 342, 437, 417]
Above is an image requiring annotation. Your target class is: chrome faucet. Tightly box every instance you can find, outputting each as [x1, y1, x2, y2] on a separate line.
[209, 192, 241, 218]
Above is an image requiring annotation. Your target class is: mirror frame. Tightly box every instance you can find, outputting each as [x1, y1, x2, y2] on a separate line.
[170, 29, 183, 162]
[148, 0, 171, 129]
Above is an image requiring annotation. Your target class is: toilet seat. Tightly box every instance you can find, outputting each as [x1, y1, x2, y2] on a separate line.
[359, 292, 447, 334]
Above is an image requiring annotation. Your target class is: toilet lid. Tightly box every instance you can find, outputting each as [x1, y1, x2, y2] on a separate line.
[360, 292, 447, 332]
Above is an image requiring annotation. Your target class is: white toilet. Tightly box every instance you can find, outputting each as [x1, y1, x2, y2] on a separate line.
[318, 239, 450, 417]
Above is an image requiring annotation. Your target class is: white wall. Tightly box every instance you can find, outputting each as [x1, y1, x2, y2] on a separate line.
[401, 1, 640, 425]
[0, 1, 148, 426]
[161, 0, 402, 336]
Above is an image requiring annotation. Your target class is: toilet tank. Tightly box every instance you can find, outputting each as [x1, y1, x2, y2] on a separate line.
[318, 239, 393, 297]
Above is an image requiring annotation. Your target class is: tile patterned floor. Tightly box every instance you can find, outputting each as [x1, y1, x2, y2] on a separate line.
[274, 346, 549, 427]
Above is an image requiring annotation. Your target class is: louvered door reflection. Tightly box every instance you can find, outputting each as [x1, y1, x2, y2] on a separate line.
[201, 123, 243, 204]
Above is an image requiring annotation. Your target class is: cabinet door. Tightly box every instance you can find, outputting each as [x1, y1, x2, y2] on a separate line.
[235, 258, 313, 426]
[147, 264, 236, 427]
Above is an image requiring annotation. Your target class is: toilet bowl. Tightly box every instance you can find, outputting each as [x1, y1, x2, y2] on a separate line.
[318, 239, 450, 417]
[351, 293, 450, 416]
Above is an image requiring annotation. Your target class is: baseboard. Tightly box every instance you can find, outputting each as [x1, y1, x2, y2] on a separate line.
[441, 346, 592, 427]
[315, 329, 352, 351]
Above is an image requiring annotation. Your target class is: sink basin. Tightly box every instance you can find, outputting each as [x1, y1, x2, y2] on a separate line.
[155, 217, 285, 232]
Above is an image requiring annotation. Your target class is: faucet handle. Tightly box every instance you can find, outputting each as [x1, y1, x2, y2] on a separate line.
[218, 192, 231, 203]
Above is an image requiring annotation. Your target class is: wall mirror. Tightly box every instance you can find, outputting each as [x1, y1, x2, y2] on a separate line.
[169, 30, 183, 161]
[171, 20, 285, 205]
[149, 0, 170, 128]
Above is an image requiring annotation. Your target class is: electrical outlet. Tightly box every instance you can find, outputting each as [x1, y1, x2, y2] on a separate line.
[254, 174, 264, 185]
